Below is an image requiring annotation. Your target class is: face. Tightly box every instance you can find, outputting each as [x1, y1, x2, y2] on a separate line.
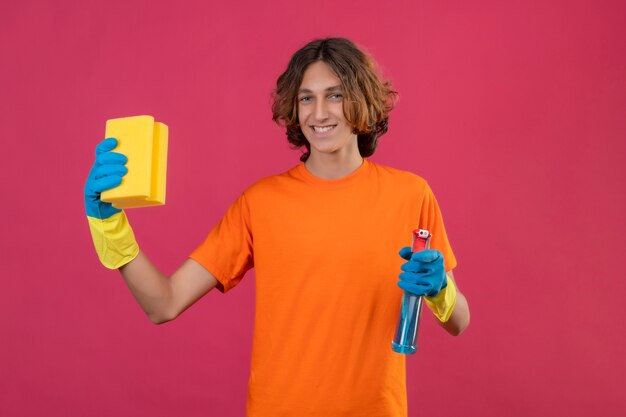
[297, 61, 358, 159]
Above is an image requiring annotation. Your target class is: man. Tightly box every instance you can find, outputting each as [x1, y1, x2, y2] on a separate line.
[85, 37, 470, 417]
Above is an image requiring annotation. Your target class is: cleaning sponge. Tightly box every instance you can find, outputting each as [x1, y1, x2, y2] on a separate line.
[101, 115, 168, 209]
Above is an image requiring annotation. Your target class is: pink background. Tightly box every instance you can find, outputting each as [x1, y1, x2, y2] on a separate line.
[2, 0, 625, 416]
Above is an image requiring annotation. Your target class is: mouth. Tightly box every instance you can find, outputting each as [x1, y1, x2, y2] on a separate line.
[310, 125, 337, 133]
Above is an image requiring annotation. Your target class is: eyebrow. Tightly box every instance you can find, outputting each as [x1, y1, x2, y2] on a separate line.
[298, 85, 343, 94]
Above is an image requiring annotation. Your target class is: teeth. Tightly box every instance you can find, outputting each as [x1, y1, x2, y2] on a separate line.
[313, 125, 335, 132]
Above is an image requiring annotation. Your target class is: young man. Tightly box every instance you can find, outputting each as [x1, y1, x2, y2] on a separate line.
[85, 38, 470, 417]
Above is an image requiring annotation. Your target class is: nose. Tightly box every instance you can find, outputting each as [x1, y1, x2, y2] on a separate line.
[314, 98, 328, 121]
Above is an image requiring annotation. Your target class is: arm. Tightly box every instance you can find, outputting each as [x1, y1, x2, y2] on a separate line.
[85, 138, 219, 324]
[437, 270, 470, 336]
[119, 251, 219, 324]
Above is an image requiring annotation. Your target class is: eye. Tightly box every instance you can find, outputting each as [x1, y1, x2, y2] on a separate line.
[299, 96, 312, 103]
[329, 93, 343, 101]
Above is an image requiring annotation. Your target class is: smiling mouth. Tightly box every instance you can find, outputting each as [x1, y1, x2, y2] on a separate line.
[311, 125, 337, 133]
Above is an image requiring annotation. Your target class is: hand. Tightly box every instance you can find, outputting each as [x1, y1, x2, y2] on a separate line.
[85, 137, 138, 269]
[398, 247, 447, 297]
[84, 138, 128, 219]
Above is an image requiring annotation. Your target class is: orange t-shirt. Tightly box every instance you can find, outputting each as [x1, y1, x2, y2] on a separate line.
[190, 160, 457, 417]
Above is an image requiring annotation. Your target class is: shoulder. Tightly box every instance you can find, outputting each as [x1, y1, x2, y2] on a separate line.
[241, 165, 303, 199]
[368, 161, 431, 192]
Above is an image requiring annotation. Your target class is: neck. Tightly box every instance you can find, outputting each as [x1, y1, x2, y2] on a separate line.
[304, 147, 364, 180]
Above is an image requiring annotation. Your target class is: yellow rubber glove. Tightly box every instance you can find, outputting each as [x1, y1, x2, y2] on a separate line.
[424, 274, 457, 323]
[84, 138, 139, 269]
[399, 247, 457, 322]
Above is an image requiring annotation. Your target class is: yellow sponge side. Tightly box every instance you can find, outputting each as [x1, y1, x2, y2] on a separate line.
[101, 115, 168, 209]
[147, 122, 168, 204]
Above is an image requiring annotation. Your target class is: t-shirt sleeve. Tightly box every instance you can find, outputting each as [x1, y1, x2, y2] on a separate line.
[189, 193, 254, 293]
[418, 183, 457, 272]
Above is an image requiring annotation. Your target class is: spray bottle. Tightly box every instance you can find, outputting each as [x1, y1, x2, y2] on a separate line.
[392, 229, 431, 354]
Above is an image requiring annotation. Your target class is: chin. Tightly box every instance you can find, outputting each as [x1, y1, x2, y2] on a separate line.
[308, 141, 341, 154]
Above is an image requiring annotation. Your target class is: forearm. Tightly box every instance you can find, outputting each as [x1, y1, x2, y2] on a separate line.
[118, 250, 175, 324]
[438, 288, 470, 336]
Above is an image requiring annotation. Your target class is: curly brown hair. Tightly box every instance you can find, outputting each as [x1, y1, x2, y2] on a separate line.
[272, 38, 398, 162]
